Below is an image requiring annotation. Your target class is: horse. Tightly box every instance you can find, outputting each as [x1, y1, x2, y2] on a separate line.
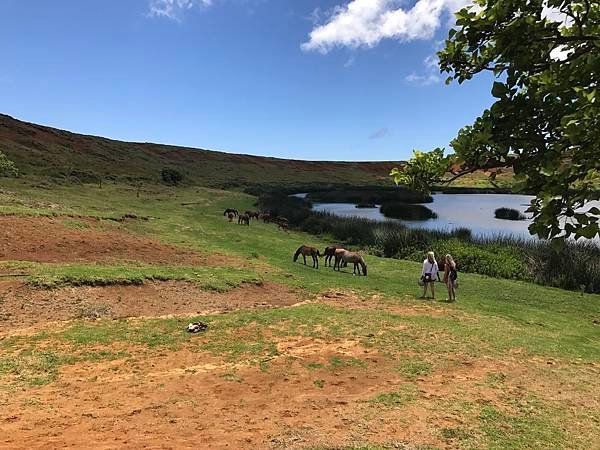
[274, 217, 289, 231]
[224, 208, 238, 217]
[334, 250, 367, 276]
[238, 214, 250, 226]
[245, 210, 259, 220]
[323, 245, 342, 267]
[260, 213, 271, 223]
[227, 212, 235, 222]
[293, 245, 321, 269]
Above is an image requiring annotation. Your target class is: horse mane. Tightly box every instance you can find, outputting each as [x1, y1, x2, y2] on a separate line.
[293, 245, 304, 262]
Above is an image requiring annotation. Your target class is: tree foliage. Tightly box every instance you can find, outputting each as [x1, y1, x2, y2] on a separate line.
[392, 0, 600, 245]
[389, 148, 448, 195]
[0, 151, 19, 178]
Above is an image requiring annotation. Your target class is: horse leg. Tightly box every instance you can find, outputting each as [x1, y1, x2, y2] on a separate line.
[314, 255, 318, 269]
[303, 255, 306, 265]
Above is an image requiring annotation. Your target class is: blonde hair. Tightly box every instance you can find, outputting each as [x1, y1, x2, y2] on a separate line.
[445, 254, 456, 269]
[427, 251, 436, 264]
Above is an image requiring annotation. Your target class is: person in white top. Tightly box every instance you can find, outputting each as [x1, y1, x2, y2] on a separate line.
[420, 251, 439, 300]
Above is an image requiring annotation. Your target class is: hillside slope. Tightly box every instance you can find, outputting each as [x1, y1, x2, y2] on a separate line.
[0, 114, 399, 188]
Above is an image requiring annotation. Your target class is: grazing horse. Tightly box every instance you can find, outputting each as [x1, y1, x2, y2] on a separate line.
[323, 245, 342, 267]
[224, 208, 238, 217]
[260, 213, 271, 223]
[245, 210, 260, 220]
[227, 212, 235, 222]
[293, 245, 321, 269]
[334, 250, 367, 276]
[238, 214, 250, 226]
[274, 217, 289, 231]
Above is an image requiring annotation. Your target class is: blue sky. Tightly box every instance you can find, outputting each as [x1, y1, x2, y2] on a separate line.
[0, 0, 493, 161]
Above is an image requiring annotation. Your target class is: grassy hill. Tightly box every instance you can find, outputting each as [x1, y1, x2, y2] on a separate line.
[0, 179, 598, 448]
[0, 113, 401, 189]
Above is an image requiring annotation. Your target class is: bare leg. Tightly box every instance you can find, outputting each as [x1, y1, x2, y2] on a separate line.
[431, 282, 435, 299]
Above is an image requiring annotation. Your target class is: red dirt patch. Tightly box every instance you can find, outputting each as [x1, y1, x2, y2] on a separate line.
[0, 281, 302, 330]
[0, 215, 240, 266]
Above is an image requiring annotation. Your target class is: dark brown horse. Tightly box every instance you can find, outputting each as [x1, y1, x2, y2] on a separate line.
[323, 245, 342, 267]
[293, 245, 321, 269]
[238, 214, 250, 226]
[274, 217, 289, 231]
[245, 210, 260, 220]
[334, 250, 367, 276]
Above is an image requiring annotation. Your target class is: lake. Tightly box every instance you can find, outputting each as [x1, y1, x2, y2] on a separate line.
[307, 193, 537, 239]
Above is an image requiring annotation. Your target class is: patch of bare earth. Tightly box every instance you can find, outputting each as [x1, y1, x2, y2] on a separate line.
[0, 281, 302, 330]
[2, 329, 581, 450]
[0, 215, 242, 267]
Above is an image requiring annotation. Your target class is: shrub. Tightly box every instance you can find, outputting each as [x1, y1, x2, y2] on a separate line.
[380, 202, 438, 221]
[161, 168, 184, 186]
[495, 207, 526, 221]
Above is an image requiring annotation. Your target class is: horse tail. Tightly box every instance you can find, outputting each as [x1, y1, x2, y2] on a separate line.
[293, 246, 303, 262]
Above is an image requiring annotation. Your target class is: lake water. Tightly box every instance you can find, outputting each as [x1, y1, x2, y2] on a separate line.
[308, 193, 537, 239]
[294, 192, 600, 241]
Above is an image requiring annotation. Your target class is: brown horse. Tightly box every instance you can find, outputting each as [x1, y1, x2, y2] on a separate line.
[323, 245, 342, 267]
[293, 245, 321, 269]
[260, 213, 271, 223]
[238, 214, 250, 226]
[245, 210, 259, 220]
[274, 217, 289, 231]
[334, 250, 367, 276]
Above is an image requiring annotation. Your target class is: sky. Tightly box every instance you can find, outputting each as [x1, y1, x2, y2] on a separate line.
[0, 0, 495, 161]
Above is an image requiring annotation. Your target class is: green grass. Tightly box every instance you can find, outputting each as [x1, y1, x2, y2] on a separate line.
[0, 180, 599, 448]
[25, 263, 261, 290]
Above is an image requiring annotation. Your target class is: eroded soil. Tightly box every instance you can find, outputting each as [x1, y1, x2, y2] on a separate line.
[0, 281, 303, 329]
[0, 215, 241, 267]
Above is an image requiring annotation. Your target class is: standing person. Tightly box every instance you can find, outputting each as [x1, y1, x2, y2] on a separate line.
[443, 254, 458, 302]
[420, 251, 439, 300]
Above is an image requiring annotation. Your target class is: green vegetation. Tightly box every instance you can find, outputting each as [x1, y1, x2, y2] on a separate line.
[0, 180, 599, 447]
[259, 191, 600, 292]
[495, 207, 526, 221]
[393, 0, 600, 244]
[0, 150, 19, 178]
[379, 202, 437, 221]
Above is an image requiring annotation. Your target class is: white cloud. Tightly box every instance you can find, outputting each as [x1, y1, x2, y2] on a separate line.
[148, 0, 213, 20]
[406, 53, 442, 86]
[301, 0, 472, 54]
[343, 56, 356, 68]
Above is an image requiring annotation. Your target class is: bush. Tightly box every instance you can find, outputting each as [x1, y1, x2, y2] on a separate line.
[495, 207, 526, 221]
[380, 202, 438, 221]
[161, 168, 184, 186]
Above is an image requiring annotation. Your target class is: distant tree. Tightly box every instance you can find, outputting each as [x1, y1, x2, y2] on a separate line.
[0, 151, 19, 178]
[391, 0, 600, 247]
[161, 168, 183, 186]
